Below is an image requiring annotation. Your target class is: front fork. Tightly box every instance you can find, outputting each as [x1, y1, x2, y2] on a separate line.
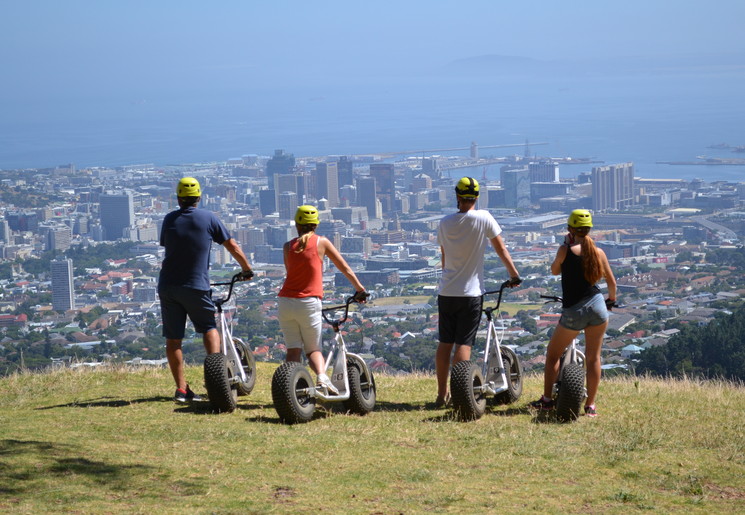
[218, 308, 246, 385]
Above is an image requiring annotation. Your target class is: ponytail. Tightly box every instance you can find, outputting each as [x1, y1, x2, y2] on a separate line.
[581, 235, 603, 284]
[294, 224, 317, 253]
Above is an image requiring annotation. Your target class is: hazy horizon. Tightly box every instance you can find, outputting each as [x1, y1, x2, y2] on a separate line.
[2, 1, 744, 175]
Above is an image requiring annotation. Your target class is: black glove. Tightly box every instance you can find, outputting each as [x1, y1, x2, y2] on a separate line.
[239, 269, 254, 280]
[508, 276, 522, 287]
[353, 290, 369, 303]
[605, 298, 616, 310]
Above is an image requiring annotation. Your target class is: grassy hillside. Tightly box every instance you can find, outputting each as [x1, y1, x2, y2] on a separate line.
[1, 363, 744, 513]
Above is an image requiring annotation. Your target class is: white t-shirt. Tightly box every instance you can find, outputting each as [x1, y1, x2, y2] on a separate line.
[437, 209, 502, 297]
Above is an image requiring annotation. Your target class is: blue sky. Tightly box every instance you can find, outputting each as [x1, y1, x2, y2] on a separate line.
[3, 1, 744, 96]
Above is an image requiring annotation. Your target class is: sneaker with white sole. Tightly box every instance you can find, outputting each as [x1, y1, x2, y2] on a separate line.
[316, 373, 339, 395]
[174, 385, 202, 403]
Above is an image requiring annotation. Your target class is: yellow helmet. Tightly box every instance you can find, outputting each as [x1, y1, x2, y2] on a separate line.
[177, 177, 201, 197]
[455, 176, 479, 198]
[568, 209, 593, 228]
[295, 205, 320, 225]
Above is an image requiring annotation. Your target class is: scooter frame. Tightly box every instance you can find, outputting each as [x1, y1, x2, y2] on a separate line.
[450, 280, 523, 420]
[203, 272, 256, 412]
[271, 295, 376, 424]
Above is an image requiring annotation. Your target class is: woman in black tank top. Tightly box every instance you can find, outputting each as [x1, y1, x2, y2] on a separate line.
[530, 210, 617, 417]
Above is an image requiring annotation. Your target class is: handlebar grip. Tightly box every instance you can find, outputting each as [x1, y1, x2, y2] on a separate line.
[352, 290, 369, 303]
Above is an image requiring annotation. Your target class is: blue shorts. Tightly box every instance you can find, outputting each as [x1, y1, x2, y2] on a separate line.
[559, 293, 609, 331]
[158, 284, 217, 339]
[438, 295, 483, 346]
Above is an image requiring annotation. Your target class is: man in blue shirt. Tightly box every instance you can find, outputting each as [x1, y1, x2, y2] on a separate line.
[159, 177, 253, 402]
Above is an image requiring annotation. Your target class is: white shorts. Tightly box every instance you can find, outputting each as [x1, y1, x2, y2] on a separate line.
[278, 296, 323, 354]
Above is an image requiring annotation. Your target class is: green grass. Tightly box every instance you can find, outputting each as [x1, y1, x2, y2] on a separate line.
[1, 364, 744, 513]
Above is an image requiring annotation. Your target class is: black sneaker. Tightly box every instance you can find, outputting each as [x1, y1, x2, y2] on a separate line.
[434, 392, 451, 408]
[174, 385, 202, 403]
[529, 396, 555, 410]
[584, 404, 598, 417]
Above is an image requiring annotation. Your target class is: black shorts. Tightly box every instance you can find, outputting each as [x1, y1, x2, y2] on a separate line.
[438, 295, 483, 346]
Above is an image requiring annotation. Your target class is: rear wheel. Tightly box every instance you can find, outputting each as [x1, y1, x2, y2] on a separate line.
[204, 353, 237, 413]
[344, 356, 376, 415]
[233, 338, 256, 396]
[271, 362, 316, 424]
[493, 347, 523, 405]
[555, 362, 586, 422]
[450, 360, 486, 421]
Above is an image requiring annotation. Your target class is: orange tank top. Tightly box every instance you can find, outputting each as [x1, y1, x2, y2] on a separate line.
[278, 234, 324, 298]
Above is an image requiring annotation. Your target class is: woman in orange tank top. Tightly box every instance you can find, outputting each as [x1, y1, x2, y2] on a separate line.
[277, 205, 367, 394]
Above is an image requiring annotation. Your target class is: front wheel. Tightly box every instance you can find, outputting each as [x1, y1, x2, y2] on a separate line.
[204, 353, 237, 413]
[450, 360, 486, 421]
[233, 338, 256, 396]
[492, 347, 523, 405]
[344, 357, 376, 415]
[555, 362, 586, 423]
[271, 362, 316, 424]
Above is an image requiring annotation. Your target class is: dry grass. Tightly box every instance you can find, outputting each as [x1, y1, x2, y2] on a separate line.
[1, 364, 744, 513]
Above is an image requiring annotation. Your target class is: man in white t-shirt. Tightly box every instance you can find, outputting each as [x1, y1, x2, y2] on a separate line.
[435, 177, 521, 407]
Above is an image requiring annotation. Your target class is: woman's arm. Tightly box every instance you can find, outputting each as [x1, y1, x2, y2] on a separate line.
[319, 237, 365, 292]
[550, 244, 568, 275]
[598, 249, 617, 300]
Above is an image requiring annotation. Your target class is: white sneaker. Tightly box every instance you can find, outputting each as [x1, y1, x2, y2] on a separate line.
[316, 373, 339, 395]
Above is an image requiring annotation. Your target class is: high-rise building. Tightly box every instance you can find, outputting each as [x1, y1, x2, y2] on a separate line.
[337, 156, 354, 187]
[369, 163, 396, 212]
[47, 224, 72, 251]
[357, 177, 382, 219]
[266, 149, 295, 183]
[278, 191, 299, 221]
[422, 158, 440, 178]
[0, 220, 10, 244]
[100, 191, 134, 241]
[529, 162, 559, 182]
[259, 189, 277, 216]
[592, 162, 635, 212]
[51, 257, 75, 311]
[500, 168, 531, 209]
[314, 162, 339, 208]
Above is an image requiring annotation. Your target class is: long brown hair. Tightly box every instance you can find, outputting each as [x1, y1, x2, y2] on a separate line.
[580, 234, 603, 284]
[294, 224, 317, 253]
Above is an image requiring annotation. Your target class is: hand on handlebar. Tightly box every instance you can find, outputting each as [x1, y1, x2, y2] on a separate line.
[506, 276, 522, 288]
[605, 298, 617, 310]
[238, 269, 254, 281]
[352, 290, 369, 303]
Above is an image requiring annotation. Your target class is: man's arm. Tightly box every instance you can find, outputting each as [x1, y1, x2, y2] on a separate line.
[489, 235, 520, 280]
[222, 238, 252, 276]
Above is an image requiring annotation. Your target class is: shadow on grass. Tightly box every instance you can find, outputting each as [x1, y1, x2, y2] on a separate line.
[0, 439, 163, 496]
[36, 396, 174, 410]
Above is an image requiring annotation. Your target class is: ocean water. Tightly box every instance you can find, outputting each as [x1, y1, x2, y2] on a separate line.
[2, 70, 744, 182]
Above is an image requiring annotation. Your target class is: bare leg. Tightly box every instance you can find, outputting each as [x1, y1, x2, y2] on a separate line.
[286, 348, 303, 362]
[436, 342, 454, 399]
[543, 325, 580, 398]
[452, 344, 471, 365]
[203, 328, 220, 354]
[166, 338, 186, 390]
[306, 350, 326, 376]
[583, 321, 607, 407]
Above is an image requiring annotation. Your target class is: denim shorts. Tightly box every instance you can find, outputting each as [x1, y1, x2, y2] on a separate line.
[559, 293, 609, 331]
[278, 296, 323, 354]
[158, 284, 217, 339]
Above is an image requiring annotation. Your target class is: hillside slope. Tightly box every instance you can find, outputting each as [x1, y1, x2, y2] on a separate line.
[1, 364, 743, 513]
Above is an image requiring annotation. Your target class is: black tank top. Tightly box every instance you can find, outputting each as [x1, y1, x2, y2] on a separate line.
[561, 248, 601, 308]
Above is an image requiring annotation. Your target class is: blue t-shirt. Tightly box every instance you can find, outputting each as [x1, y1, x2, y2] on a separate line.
[158, 206, 231, 290]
